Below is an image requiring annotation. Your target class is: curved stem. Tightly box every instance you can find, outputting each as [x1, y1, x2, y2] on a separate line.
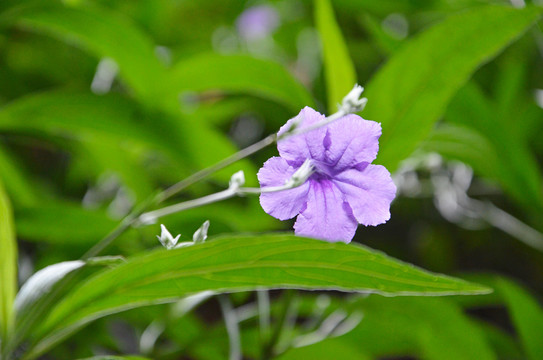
[83, 106, 352, 257]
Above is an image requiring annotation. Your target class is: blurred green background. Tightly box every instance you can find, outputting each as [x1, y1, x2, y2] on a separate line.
[1, 0, 543, 359]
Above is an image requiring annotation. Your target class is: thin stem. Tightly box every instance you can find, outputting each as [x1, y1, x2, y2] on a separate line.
[83, 104, 353, 258]
[278, 109, 345, 139]
[82, 216, 135, 260]
[157, 107, 348, 203]
[139, 188, 235, 225]
[262, 290, 295, 360]
[218, 294, 242, 360]
[257, 290, 271, 353]
[138, 179, 312, 224]
[156, 134, 277, 203]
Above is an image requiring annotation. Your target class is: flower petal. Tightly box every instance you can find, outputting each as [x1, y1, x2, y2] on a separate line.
[333, 164, 396, 226]
[324, 114, 382, 172]
[277, 107, 327, 165]
[258, 156, 310, 220]
[294, 179, 358, 243]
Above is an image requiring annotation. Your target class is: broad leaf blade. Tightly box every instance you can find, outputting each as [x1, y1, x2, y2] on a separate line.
[0, 179, 16, 340]
[77, 357, 150, 360]
[28, 234, 490, 357]
[446, 83, 543, 211]
[364, 5, 542, 171]
[13, 257, 125, 358]
[344, 296, 496, 359]
[14, 202, 121, 245]
[170, 54, 314, 112]
[16, 4, 167, 103]
[315, 0, 357, 112]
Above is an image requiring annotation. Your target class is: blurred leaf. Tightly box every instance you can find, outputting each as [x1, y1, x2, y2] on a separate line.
[475, 320, 523, 360]
[10, 5, 261, 185]
[331, 0, 440, 15]
[15, 4, 167, 103]
[0, 179, 16, 340]
[170, 53, 314, 112]
[0, 145, 39, 207]
[452, 274, 543, 359]
[278, 338, 371, 360]
[13, 257, 124, 359]
[77, 356, 150, 360]
[360, 14, 402, 55]
[14, 201, 121, 245]
[0, 92, 183, 160]
[345, 296, 496, 359]
[76, 139, 155, 201]
[315, 0, 357, 112]
[421, 123, 502, 181]
[0, 90, 259, 187]
[26, 234, 489, 358]
[496, 278, 543, 360]
[364, 5, 542, 172]
[446, 82, 543, 210]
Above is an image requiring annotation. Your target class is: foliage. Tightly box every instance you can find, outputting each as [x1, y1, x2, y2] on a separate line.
[0, 0, 542, 359]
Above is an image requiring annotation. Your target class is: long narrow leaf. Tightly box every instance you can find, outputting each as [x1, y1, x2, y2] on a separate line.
[315, 0, 357, 112]
[496, 278, 543, 360]
[0, 179, 16, 341]
[16, 4, 167, 103]
[364, 5, 542, 171]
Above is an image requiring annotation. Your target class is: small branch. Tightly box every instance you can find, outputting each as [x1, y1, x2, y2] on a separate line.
[257, 290, 271, 354]
[82, 86, 365, 257]
[218, 294, 242, 360]
[262, 290, 295, 360]
[156, 134, 277, 203]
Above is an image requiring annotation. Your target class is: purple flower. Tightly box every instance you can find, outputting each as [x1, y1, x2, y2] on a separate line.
[236, 5, 280, 41]
[258, 107, 396, 243]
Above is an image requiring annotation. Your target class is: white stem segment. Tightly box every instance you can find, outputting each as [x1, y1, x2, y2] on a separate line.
[138, 164, 315, 224]
[218, 294, 242, 360]
[157, 85, 367, 203]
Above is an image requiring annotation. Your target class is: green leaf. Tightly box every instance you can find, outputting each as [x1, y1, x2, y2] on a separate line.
[12, 257, 125, 359]
[277, 338, 371, 360]
[421, 124, 502, 182]
[15, 4, 167, 103]
[0, 91, 258, 187]
[452, 274, 543, 360]
[315, 0, 357, 112]
[446, 82, 543, 211]
[344, 296, 496, 360]
[496, 278, 543, 360]
[75, 138, 155, 201]
[0, 179, 16, 341]
[0, 145, 39, 207]
[77, 357, 150, 360]
[170, 53, 314, 112]
[14, 201, 121, 245]
[25, 234, 489, 358]
[364, 5, 542, 172]
[0, 92, 183, 159]
[475, 320, 523, 360]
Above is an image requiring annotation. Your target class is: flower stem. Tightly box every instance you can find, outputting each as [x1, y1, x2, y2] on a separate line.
[257, 290, 271, 353]
[261, 289, 295, 360]
[156, 134, 277, 203]
[84, 102, 357, 256]
[218, 294, 242, 360]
